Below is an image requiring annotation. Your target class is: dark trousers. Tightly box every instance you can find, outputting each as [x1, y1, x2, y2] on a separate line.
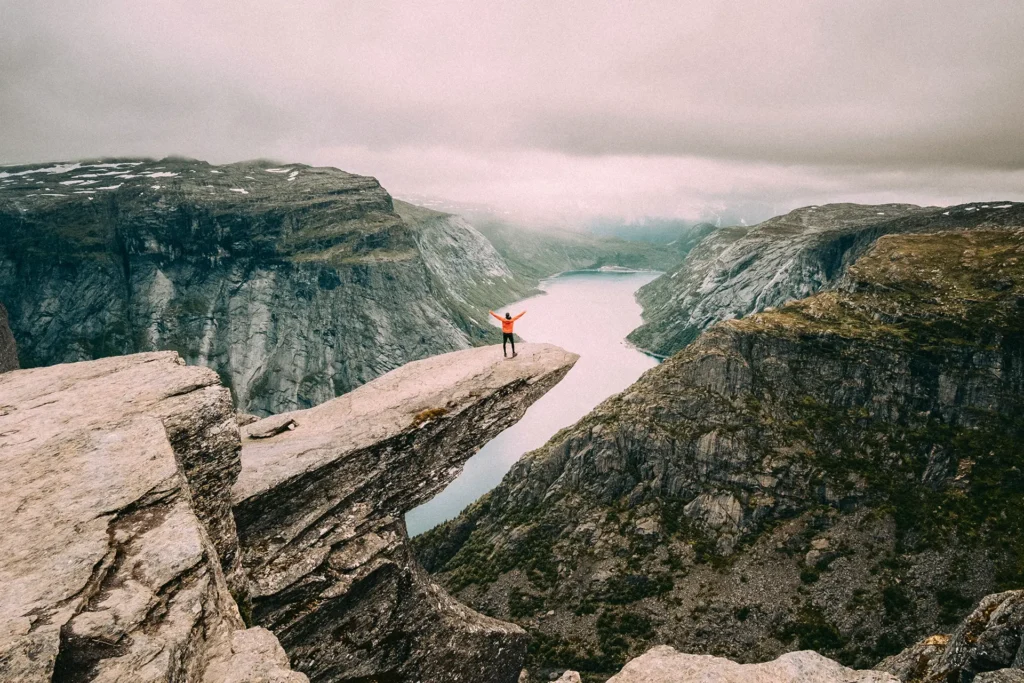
[503, 332, 515, 355]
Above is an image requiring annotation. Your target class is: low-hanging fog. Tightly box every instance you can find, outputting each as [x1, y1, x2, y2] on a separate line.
[3, 1, 1023, 227]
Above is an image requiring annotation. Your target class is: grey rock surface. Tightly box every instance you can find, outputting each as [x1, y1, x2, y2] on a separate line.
[628, 201, 1024, 357]
[604, 645, 897, 682]
[233, 343, 578, 682]
[0, 158, 530, 415]
[0, 352, 304, 682]
[0, 301, 16, 372]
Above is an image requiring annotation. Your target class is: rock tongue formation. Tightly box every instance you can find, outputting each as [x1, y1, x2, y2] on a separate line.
[0, 157, 530, 415]
[419, 227, 1024, 675]
[0, 342, 577, 681]
[628, 201, 1024, 358]
[232, 343, 579, 682]
[0, 352, 305, 682]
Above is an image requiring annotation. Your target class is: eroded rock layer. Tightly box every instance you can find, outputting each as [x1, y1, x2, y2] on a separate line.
[232, 344, 578, 682]
[0, 352, 305, 682]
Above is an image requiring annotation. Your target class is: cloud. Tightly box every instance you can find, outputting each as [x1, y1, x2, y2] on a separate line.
[2, 0, 1023, 222]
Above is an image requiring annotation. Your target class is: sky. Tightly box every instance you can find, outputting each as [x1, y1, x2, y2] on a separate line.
[2, 1, 1024, 225]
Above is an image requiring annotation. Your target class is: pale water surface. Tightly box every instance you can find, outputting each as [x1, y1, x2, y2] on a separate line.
[405, 270, 660, 536]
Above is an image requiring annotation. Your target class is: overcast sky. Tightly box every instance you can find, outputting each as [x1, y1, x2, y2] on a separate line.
[2, 1, 1023, 224]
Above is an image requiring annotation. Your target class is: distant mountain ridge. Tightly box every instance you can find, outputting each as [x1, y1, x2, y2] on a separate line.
[628, 201, 1024, 357]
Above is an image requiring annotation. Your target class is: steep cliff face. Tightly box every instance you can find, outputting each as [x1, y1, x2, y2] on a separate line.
[628, 202, 1024, 357]
[0, 302, 16, 372]
[0, 158, 527, 415]
[418, 227, 1024, 678]
[0, 352, 305, 682]
[394, 200, 537, 330]
[232, 344, 578, 682]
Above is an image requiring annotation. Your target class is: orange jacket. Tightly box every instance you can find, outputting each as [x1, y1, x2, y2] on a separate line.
[490, 310, 525, 333]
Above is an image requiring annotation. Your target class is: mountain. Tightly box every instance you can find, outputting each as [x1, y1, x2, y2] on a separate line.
[586, 218, 718, 249]
[0, 158, 534, 415]
[416, 225, 1024, 679]
[473, 219, 692, 280]
[628, 202, 1024, 357]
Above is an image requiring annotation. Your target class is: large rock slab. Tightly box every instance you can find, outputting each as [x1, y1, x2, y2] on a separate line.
[0, 301, 16, 372]
[0, 352, 304, 682]
[603, 645, 897, 682]
[233, 343, 578, 683]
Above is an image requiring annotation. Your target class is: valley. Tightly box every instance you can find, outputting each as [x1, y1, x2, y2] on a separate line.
[416, 221, 1024, 680]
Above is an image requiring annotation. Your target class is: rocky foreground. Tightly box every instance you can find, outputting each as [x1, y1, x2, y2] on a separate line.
[554, 587, 1024, 682]
[419, 226, 1024, 679]
[0, 343, 577, 682]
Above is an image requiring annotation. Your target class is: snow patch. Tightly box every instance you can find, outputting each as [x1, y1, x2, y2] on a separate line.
[994, 204, 1013, 209]
[96, 184, 122, 191]
[0, 162, 81, 178]
[264, 168, 291, 173]
[229, 188, 249, 194]
[145, 172, 179, 178]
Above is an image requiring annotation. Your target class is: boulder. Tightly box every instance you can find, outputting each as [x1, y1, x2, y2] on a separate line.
[878, 590, 1024, 682]
[606, 645, 897, 682]
[0, 352, 304, 681]
[232, 343, 578, 683]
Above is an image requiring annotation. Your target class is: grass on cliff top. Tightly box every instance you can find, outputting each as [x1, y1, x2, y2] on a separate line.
[728, 228, 1024, 346]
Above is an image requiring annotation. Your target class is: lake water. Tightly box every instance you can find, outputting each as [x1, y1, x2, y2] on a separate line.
[405, 270, 661, 536]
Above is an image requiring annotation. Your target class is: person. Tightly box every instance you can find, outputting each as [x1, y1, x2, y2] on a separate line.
[490, 310, 525, 357]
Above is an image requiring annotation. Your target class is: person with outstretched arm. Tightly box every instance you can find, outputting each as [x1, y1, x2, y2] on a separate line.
[490, 310, 526, 358]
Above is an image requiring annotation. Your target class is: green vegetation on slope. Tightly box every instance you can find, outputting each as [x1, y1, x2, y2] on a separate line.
[416, 227, 1024, 679]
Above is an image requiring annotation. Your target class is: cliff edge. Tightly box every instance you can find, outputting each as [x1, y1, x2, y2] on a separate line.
[234, 343, 578, 682]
